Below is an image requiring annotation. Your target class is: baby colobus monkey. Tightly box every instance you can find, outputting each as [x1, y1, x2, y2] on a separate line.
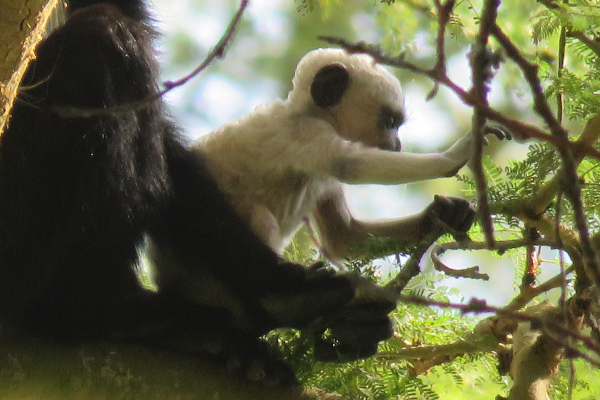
[194, 48, 506, 259]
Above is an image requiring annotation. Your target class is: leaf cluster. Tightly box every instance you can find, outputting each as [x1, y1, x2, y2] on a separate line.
[459, 140, 600, 238]
[532, 0, 600, 120]
[457, 143, 561, 229]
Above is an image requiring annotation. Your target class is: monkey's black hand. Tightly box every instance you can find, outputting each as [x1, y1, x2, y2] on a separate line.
[311, 275, 396, 362]
[425, 195, 475, 235]
[483, 124, 512, 143]
[306, 260, 337, 279]
[260, 272, 395, 362]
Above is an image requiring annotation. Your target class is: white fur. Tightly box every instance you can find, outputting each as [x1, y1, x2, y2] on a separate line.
[193, 48, 475, 256]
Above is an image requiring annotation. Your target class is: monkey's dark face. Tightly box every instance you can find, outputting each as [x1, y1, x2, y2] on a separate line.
[331, 100, 404, 152]
[377, 106, 404, 152]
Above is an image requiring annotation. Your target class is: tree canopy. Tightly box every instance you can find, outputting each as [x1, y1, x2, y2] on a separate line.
[2, 0, 600, 398]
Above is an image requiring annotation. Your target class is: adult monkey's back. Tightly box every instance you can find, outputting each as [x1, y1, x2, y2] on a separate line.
[0, 0, 395, 386]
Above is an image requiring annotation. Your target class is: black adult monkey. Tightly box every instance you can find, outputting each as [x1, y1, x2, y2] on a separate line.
[0, 0, 394, 386]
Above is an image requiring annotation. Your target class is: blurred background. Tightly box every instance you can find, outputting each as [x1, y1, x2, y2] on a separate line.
[151, 0, 575, 306]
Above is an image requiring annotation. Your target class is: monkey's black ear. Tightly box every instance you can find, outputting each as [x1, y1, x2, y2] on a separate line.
[310, 64, 350, 108]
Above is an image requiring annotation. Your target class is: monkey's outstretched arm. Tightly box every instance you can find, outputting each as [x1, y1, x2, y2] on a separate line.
[292, 119, 474, 185]
[295, 120, 509, 185]
[330, 134, 473, 185]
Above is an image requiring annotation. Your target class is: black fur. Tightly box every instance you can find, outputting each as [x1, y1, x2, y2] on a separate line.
[0, 0, 394, 385]
[310, 64, 350, 108]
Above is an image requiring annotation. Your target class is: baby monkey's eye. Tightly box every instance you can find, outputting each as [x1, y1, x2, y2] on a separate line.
[384, 115, 401, 130]
[379, 108, 405, 130]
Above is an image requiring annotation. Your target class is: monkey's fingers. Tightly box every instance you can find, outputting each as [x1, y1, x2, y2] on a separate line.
[313, 302, 394, 362]
[310, 276, 396, 362]
[483, 125, 512, 141]
[430, 195, 476, 234]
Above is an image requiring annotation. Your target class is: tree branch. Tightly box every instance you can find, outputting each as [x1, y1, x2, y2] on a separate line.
[490, 24, 600, 290]
[54, 0, 249, 119]
[469, 0, 501, 247]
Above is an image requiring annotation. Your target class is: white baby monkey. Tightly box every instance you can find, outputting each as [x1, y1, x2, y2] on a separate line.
[193, 48, 506, 259]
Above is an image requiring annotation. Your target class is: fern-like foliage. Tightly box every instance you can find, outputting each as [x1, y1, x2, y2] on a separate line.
[531, 10, 563, 44]
[457, 143, 561, 229]
[546, 67, 600, 120]
[531, 0, 600, 120]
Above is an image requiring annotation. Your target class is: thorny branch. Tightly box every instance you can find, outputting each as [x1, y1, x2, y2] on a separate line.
[430, 247, 488, 280]
[377, 335, 505, 364]
[383, 226, 596, 396]
[554, 192, 569, 308]
[54, 0, 249, 118]
[160, 0, 247, 90]
[384, 223, 574, 295]
[425, 0, 453, 100]
[383, 239, 579, 378]
[384, 212, 476, 294]
[433, 237, 578, 310]
[384, 228, 442, 295]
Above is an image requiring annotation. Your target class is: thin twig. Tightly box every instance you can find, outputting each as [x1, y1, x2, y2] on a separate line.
[557, 22, 566, 125]
[384, 214, 474, 294]
[521, 227, 539, 289]
[162, 0, 248, 90]
[435, 236, 572, 254]
[377, 335, 504, 360]
[505, 265, 575, 311]
[430, 242, 489, 280]
[55, 0, 249, 119]
[384, 229, 441, 295]
[556, 192, 568, 309]
[426, 0, 454, 100]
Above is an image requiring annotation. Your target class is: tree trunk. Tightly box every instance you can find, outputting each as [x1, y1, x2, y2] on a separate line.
[0, 0, 59, 135]
[0, 331, 336, 400]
